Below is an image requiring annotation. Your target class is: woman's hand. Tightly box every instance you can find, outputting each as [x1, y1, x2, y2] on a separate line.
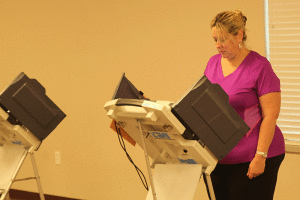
[247, 154, 266, 179]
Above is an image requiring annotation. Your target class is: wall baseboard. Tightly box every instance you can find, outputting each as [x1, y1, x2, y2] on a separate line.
[9, 189, 82, 200]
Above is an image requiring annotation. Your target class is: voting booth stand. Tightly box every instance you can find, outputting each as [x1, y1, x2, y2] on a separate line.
[104, 99, 218, 200]
[0, 72, 66, 200]
[105, 73, 250, 200]
[0, 108, 44, 200]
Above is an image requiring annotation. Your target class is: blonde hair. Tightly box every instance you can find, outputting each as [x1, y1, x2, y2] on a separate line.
[211, 10, 247, 42]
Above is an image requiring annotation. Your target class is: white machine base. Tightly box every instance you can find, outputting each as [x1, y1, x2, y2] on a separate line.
[104, 99, 218, 200]
[146, 164, 202, 200]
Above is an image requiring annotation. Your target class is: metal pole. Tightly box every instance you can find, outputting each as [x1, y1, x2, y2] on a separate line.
[29, 152, 45, 200]
[137, 120, 157, 200]
[204, 174, 216, 200]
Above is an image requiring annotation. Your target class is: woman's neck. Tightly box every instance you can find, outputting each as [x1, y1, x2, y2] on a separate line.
[225, 47, 250, 67]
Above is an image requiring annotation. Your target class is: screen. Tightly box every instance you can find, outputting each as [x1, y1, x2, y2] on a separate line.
[112, 73, 146, 100]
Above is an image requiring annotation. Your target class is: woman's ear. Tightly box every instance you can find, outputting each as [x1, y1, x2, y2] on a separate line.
[237, 29, 244, 43]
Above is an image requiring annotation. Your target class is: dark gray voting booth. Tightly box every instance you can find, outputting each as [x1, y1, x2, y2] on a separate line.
[171, 75, 250, 160]
[0, 72, 66, 142]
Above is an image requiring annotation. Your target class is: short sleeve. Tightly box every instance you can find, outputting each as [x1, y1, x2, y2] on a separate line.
[204, 54, 222, 82]
[256, 59, 281, 97]
[204, 56, 215, 77]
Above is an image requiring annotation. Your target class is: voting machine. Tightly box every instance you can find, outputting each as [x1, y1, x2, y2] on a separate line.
[0, 72, 66, 200]
[104, 73, 250, 200]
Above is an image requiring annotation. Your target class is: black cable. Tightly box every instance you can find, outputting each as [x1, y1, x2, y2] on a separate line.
[114, 121, 149, 191]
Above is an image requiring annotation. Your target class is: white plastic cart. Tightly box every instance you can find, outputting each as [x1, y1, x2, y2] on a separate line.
[0, 108, 45, 200]
[104, 99, 218, 200]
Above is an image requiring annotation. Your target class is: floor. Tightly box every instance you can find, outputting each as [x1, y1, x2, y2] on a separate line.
[5, 190, 81, 200]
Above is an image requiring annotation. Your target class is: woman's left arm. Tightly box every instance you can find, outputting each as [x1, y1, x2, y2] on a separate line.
[247, 92, 281, 179]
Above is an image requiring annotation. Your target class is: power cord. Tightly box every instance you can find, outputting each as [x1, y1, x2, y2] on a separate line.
[114, 121, 149, 191]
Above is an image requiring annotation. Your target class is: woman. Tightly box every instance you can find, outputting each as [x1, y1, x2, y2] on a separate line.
[204, 10, 285, 200]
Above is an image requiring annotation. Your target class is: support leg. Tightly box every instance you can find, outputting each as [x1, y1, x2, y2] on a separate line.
[137, 120, 157, 200]
[29, 152, 45, 200]
[203, 173, 216, 200]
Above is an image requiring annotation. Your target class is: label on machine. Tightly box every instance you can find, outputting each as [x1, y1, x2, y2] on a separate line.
[177, 158, 198, 164]
[149, 131, 171, 140]
[142, 102, 163, 110]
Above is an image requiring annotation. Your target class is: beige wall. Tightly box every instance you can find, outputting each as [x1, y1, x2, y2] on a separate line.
[0, 0, 297, 200]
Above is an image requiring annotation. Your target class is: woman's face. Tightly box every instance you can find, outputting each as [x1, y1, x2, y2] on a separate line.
[211, 27, 241, 60]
